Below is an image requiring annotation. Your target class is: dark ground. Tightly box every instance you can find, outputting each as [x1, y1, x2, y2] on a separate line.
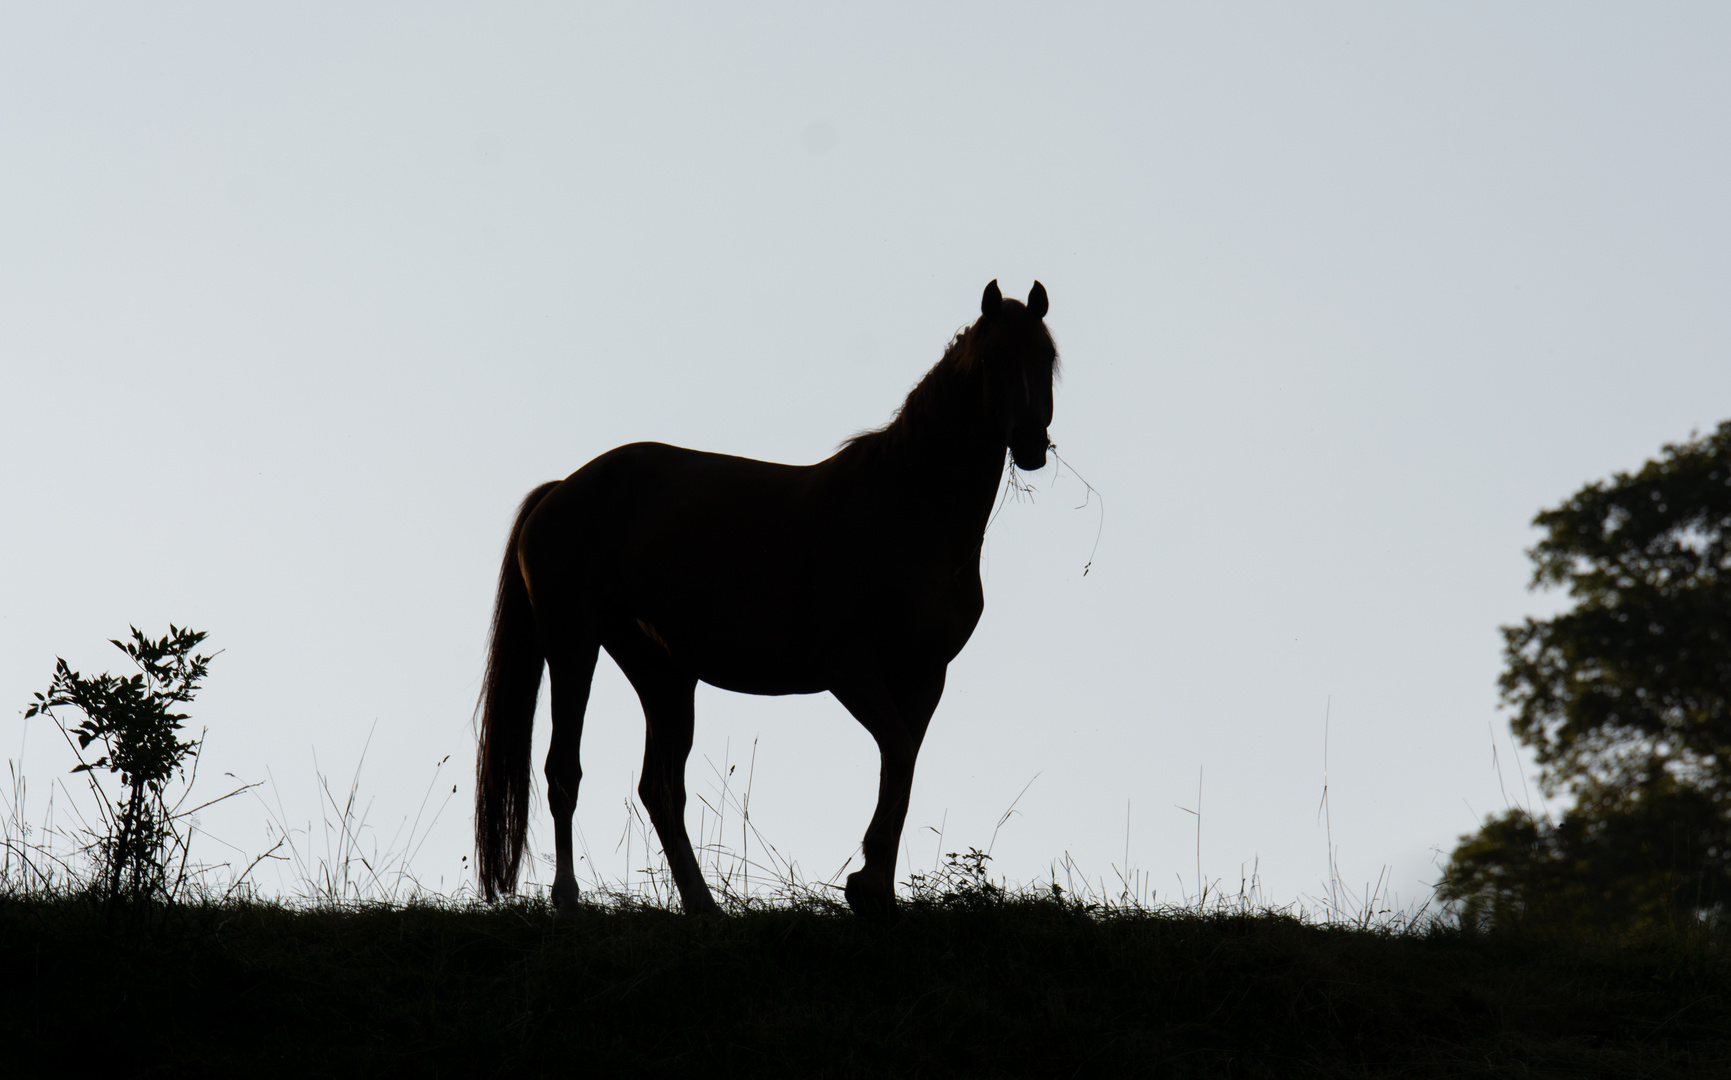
[3, 890, 1727, 1078]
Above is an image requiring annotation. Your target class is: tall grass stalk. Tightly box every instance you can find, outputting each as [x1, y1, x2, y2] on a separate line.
[253, 733, 462, 906]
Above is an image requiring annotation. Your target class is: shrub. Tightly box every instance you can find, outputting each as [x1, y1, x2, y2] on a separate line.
[24, 625, 217, 905]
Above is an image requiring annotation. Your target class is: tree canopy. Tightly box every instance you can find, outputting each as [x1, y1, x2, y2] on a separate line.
[1443, 422, 1731, 931]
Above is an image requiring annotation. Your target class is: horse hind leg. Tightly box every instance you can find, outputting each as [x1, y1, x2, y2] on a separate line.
[545, 637, 600, 915]
[626, 666, 718, 915]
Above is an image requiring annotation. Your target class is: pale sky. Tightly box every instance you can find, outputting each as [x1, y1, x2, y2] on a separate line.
[4, 4, 1730, 910]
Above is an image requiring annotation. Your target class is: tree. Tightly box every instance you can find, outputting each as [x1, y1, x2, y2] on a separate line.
[1441, 422, 1731, 930]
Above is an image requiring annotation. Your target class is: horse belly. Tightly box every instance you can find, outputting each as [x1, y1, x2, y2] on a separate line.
[650, 619, 832, 696]
[624, 544, 836, 694]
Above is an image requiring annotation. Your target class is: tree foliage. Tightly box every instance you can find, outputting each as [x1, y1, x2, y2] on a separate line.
[1443, 422, 1731, 930]
[1445, 782, 1729, 932]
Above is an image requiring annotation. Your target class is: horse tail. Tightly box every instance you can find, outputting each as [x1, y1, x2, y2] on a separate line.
[475, 480, 560, 902]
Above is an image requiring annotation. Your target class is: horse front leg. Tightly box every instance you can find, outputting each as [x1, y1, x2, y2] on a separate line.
[832, 665, 946, 918]
[848, 735, 917, 917]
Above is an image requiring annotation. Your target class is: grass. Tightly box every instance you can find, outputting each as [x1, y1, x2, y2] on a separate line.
[6, 728, 1728, 1077]
[3, 881, 1728, 1078]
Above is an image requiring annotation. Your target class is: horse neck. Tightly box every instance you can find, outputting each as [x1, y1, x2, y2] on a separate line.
[864, 359, 1006, 539]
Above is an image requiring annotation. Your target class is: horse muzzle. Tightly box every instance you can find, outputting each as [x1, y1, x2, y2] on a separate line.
[1009, 431, 1049, 471]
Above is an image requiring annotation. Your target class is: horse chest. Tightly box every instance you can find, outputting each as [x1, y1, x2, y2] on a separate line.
[872, 551, 984, 662]
[929, 582, 985, 662]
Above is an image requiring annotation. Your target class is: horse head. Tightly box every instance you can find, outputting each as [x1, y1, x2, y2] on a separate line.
[976, 279, 1058, 471]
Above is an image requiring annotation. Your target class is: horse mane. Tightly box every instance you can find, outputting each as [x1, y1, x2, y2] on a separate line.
[840, 324, 984, 465]
[840, 303, 1058, 469]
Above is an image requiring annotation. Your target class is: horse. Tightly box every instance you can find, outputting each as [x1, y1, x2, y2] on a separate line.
[474, 279, 1059, 917]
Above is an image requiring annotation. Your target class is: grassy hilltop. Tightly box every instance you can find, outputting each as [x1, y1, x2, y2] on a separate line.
[3, 886, 1728, 1079]
[7, 625, 1729, 1076]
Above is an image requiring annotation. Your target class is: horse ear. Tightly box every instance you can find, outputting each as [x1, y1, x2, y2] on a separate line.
[1028, 281, 1048, 319]
[981, 280, 1002, 317]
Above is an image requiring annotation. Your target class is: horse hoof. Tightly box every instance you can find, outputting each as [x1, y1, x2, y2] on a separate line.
[677, 884, 722, 917]
[844, 871, 895, 920]
[550, 877, 581, 919]
[552, 890, 583, 920]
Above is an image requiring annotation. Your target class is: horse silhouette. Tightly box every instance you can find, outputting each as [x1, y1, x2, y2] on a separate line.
[475, 280, 1059, 916]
